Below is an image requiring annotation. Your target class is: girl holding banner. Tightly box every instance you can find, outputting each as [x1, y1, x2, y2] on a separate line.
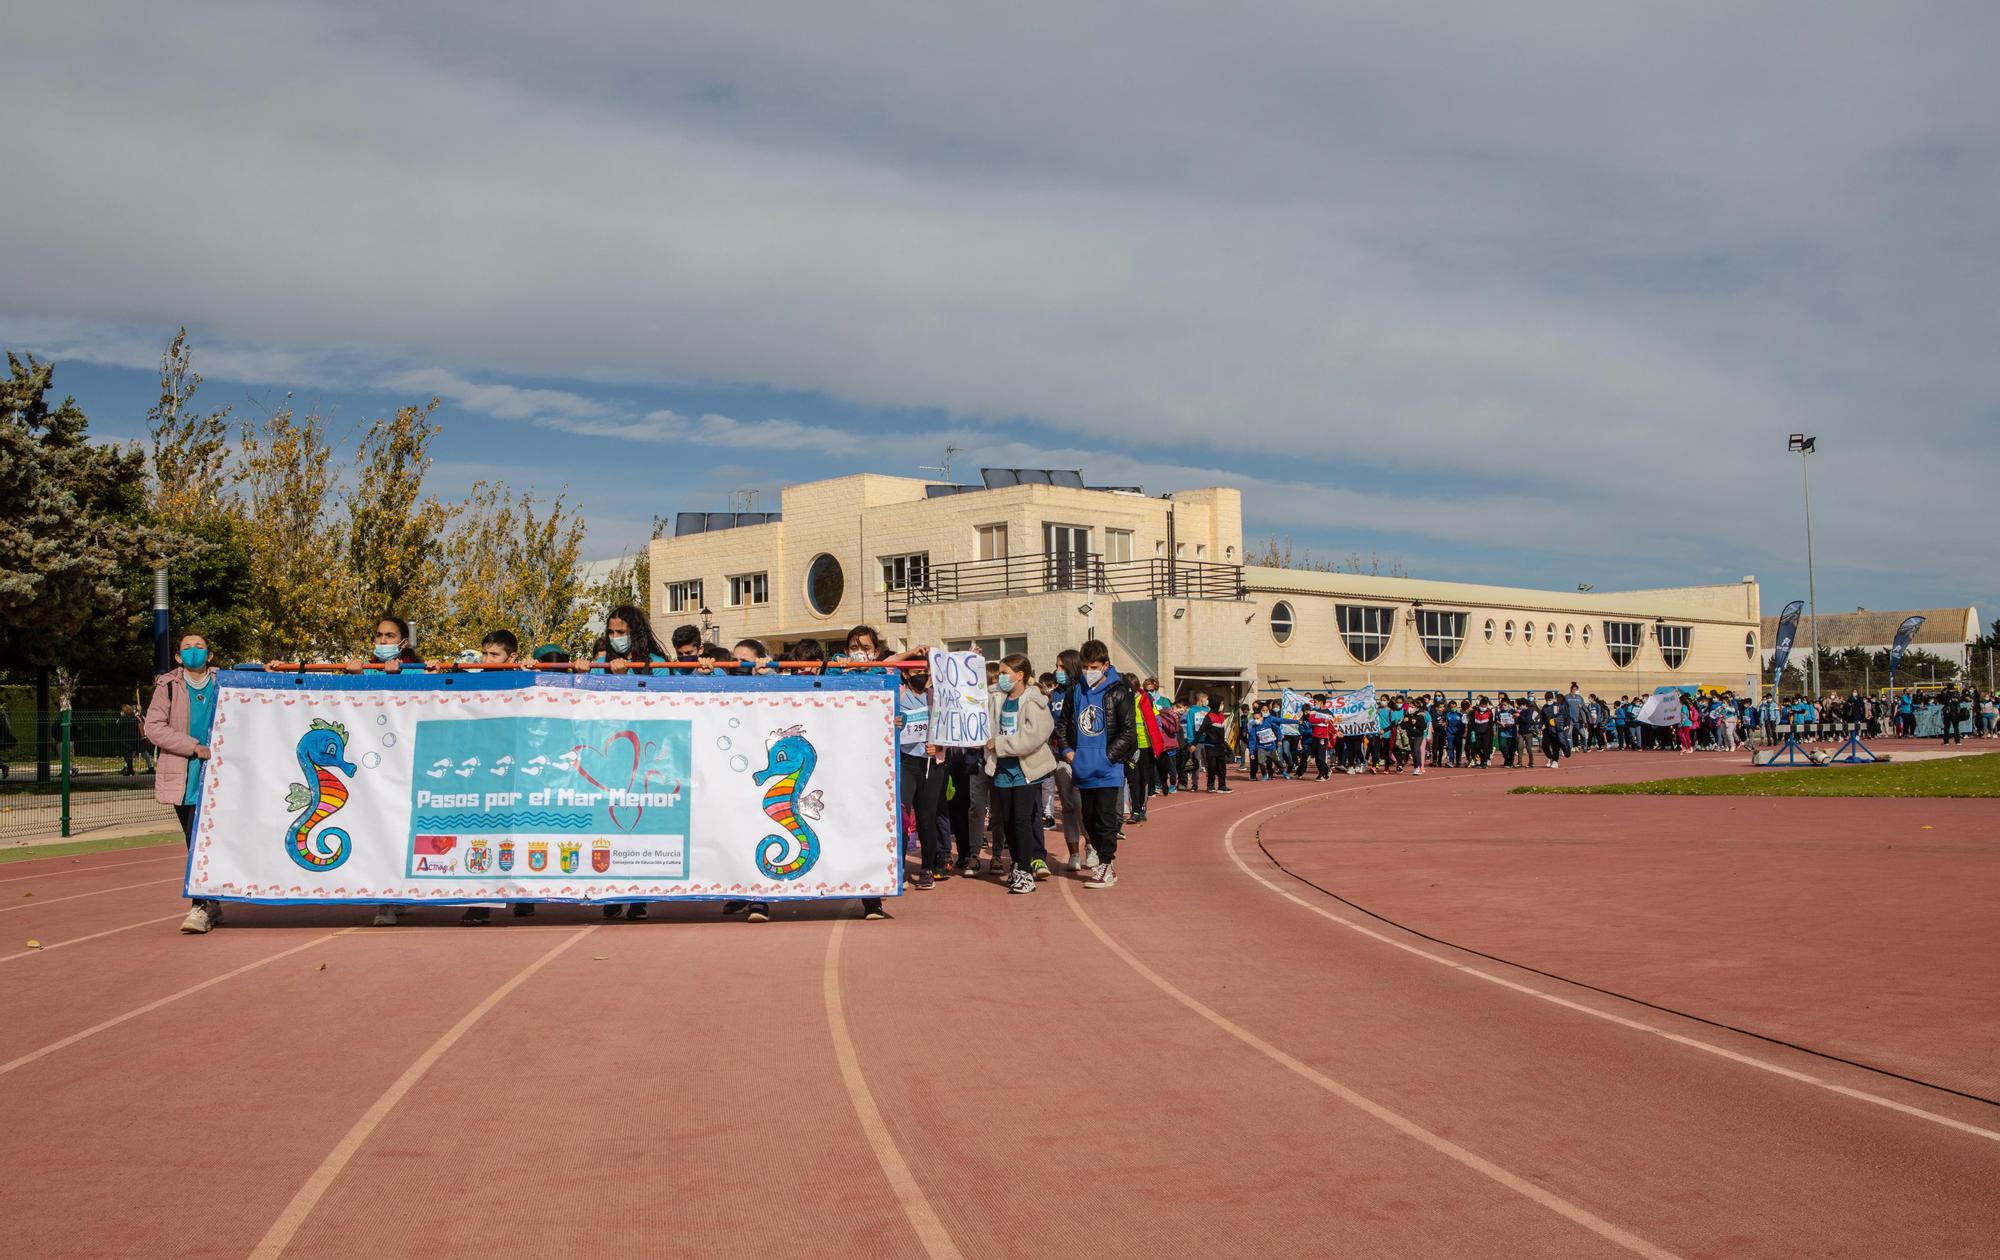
[145, 631, 225, 936]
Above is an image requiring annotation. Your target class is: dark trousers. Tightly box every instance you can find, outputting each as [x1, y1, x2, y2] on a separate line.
[994, 782, 1043, 867]
[1204, 743, 1228, 790]
[1542, 730, 1563, 761]
[176, 804, 215, 910]
[899, 753, 947, 873]
[1155, 749, 1177, 792]
[1079, 785, 1122, 864]
[1126, 756, 1152, 816]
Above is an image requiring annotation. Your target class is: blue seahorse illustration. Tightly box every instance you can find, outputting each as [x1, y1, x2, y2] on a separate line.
[286, 719, 358, 871]
[751, 726, 823, 880]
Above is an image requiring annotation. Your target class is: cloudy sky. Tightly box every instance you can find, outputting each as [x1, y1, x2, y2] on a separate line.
[6, 2, 1996, 625]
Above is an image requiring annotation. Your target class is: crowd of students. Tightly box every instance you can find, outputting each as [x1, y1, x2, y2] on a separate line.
[143, 613, 2000, 937]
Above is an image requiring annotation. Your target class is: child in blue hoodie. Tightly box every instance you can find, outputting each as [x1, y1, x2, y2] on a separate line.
[1055, 639, 1135, 889]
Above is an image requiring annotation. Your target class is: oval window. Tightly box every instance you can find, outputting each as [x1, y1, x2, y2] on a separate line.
[1582, 623, 1592, 646]
[1271, 600, 1295, 644]
[1523, 620, 1536, 644]
[1484, 618, 1496, 642]
[1504, 619, 1516, 643]
[1745, 631, 1756, 659]
[1546, 622, 1556, 644]
[1564, 623, 1575, 645]
[805, 554, 844, 618]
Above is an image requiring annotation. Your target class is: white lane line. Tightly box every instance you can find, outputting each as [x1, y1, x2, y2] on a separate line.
[1223, 788, 2000, 1145]
[823, 919, 966, 1260]
[0, 930, 353, 1077]
[248, 926, 595, 1260]
[0, 854, 181, 885]
[1057, 876, 1682, 1260]
[0, 878, 181, 914]
[0, 912, 185, 964]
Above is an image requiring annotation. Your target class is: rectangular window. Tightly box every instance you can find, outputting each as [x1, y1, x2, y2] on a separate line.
[977, 524, 1008, 561]
[665, 579, 703, 614]
[727, 572, 768, 607]
[1105, 529, 1134, 563]
[880, 551, 930, 593]
[947, 636, 1028, 660]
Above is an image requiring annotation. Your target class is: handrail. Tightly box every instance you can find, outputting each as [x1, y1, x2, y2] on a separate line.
[893, 551, 1244, 614]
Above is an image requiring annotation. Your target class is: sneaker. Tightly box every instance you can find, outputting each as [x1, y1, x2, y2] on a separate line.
[1007, 866, 1036, 894]
[932, 864, 952, 881]
[1065, 854, 1083, 873]
[1082, 861, 1117, 889]
[371, 906, 401, 927]
[745, 901, 770, 923]
[1219, 787, 1234, 794]
[178, 904, 215, 935]
[861, 899, 887, 921]
[958, 860, 979, 878]
[1030, 859, 1051, 880]
[627, 904, 649, 921]
[914, 872, 936, 890]
[602, 904, 626, 920]
[1084, 846, 1101, 867]
[460, 907, 492, 925]
[207, 901, 224, 927]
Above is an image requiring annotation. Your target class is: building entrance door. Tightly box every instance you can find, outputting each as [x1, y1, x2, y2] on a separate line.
[1043, 523, 1091, 591]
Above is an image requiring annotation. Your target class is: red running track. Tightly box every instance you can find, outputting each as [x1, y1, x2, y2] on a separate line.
[1, 755, 1997, 1259]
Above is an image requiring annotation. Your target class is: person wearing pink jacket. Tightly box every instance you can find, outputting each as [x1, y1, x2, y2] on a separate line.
[143, 632, 223, 935]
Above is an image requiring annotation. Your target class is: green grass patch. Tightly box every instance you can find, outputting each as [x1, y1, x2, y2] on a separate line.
[1513, 751, 2000, 799]
[0, 832, 181, 863]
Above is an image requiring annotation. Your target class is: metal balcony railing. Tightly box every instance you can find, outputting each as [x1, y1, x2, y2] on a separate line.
[886, 552, 1244, 620]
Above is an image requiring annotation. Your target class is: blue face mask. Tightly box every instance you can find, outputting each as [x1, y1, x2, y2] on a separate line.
[1054, 670, 1067, 685]
[997, 675, 1015, 695]
[373, 643, 401, 662]
[609, 634, 632, 654]
[179, 646, 209, 670]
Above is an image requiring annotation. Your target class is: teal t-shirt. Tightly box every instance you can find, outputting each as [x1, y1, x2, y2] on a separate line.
[994, 698, 1026, 787]
[183, 675, 218, 806]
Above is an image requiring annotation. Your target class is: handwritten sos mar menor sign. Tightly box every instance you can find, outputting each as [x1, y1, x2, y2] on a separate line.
[927, 648, 990, 747]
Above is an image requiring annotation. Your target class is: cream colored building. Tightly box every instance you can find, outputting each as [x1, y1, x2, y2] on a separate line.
[648, 470, 1764, 703]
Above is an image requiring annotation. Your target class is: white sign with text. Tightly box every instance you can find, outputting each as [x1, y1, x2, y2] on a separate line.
[927, 649, 990, 747]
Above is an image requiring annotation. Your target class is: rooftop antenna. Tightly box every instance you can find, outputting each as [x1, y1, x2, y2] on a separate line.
[919, 443, 964, 485]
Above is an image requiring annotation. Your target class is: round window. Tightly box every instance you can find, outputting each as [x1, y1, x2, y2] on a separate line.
[1271, 600, 1295, 645]
[1484, 618, 1496, 642]
[1504, 620, 1515, 643]
[1564, 623, 1575, 645]
[1523, 620, 1535, 643]
[805, 554, 844, 618]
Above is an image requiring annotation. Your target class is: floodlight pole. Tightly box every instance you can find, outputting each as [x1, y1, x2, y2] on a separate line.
[1790, 435, 1821, 697]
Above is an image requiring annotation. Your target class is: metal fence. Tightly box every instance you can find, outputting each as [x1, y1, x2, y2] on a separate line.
[892, 552, 1244, 617]
[0, 697, 177, 841]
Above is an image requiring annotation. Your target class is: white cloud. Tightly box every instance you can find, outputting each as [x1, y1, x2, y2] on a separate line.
[381, 367, 613, 423]
[539, 409, 860, 456]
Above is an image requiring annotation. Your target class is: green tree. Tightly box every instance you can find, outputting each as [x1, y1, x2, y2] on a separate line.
[0, 354, 180, 674]
[239, 402, 351, 660]
[147, 328, 234, 525]
[345, 400, 453, 644]
[428, 483, 594, 656]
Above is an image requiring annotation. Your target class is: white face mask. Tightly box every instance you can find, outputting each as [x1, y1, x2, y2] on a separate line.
[1083, 667, 1105, 687]
[609, 634, 631, 654]
[372, 643, 401, 662]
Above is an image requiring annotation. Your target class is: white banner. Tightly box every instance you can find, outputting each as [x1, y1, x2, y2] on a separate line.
[187, 672, 900, 904]
[926, 648, 990, 747]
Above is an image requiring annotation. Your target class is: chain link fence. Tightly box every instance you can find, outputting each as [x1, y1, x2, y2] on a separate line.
[0, 685, 178, 842]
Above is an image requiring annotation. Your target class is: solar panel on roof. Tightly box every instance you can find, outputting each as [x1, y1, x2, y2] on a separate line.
[1017, 469, 1053, 485]
[980, 468, 1018, 488]
[674, 512, 708, 537]
[1049, 470, 1086, 489]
